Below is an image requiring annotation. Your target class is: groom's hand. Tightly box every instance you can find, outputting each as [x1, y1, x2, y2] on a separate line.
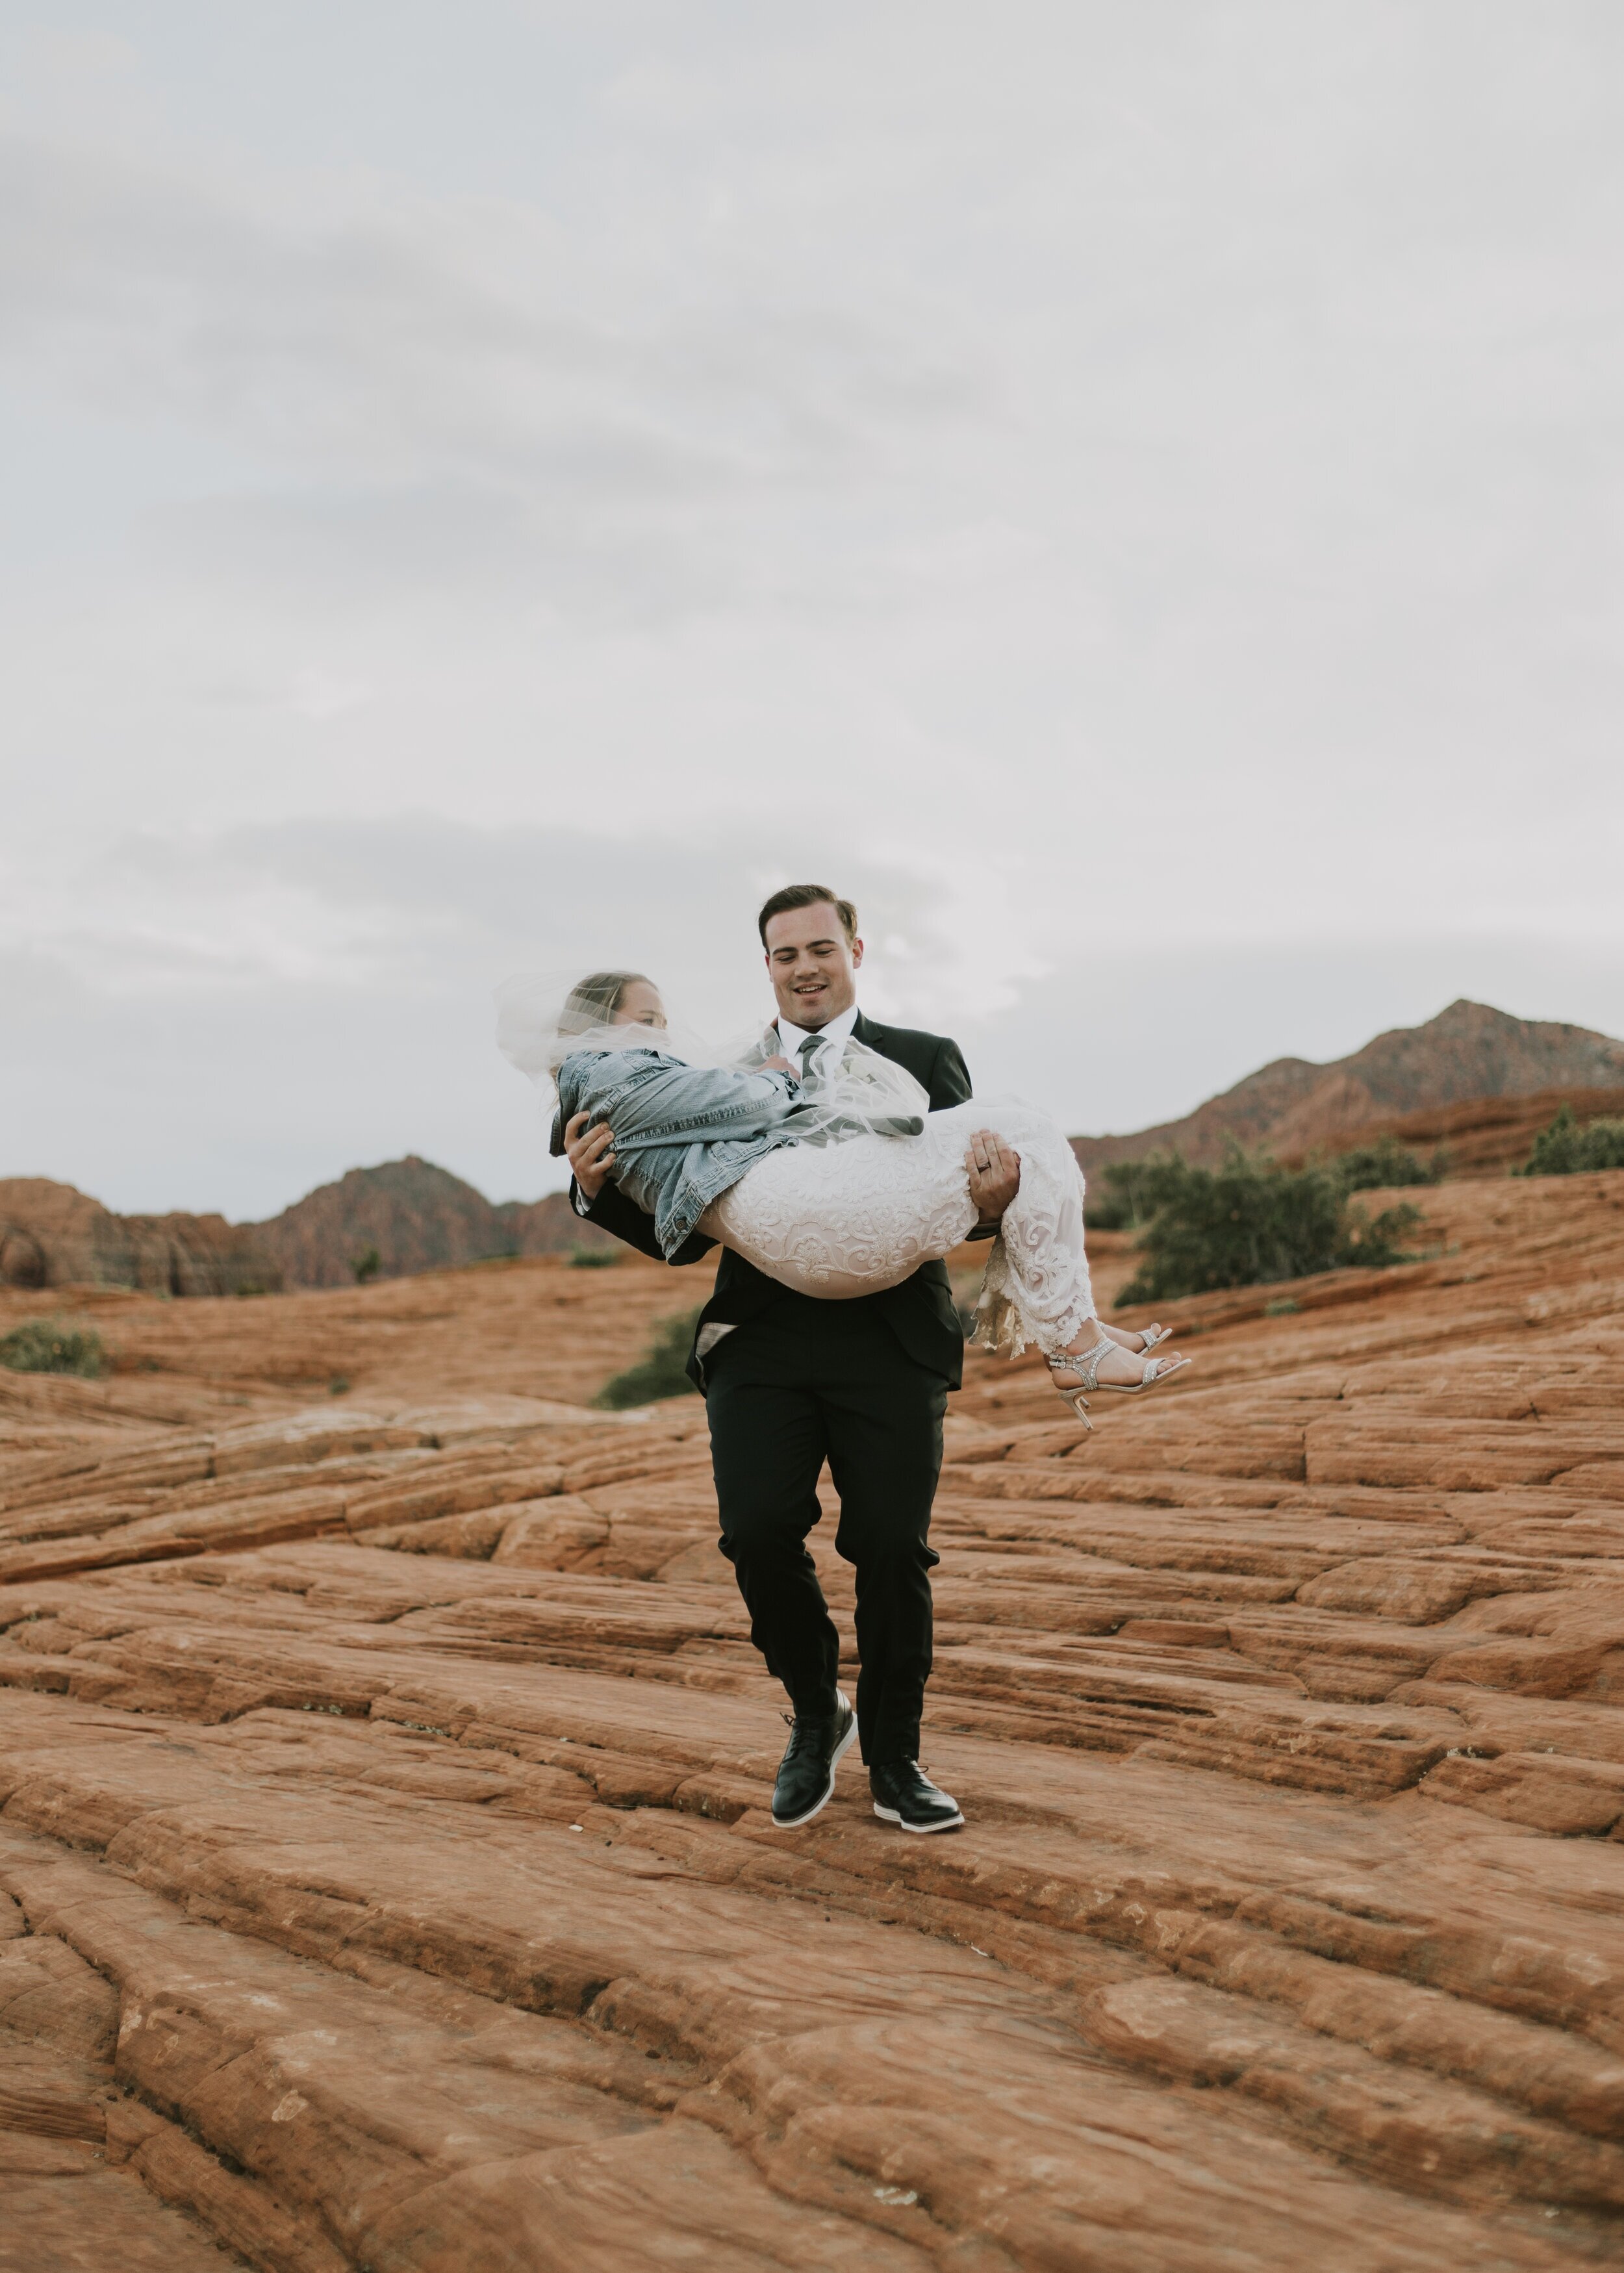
[966, 1131, 1020, 1226]
[565, 1111, 616, 1203]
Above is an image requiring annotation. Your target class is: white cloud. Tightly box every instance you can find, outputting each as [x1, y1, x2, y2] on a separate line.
[3, 3, 1622, 1213]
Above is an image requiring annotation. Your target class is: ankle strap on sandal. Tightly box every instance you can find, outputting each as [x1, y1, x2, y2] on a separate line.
[1047, 1336, 1115, 1393]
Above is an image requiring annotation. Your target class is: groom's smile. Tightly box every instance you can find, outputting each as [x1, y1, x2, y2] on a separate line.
[763, 896, 865, 1033]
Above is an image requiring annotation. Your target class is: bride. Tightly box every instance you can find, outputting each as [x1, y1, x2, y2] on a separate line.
[499, 969, 1188, 1423]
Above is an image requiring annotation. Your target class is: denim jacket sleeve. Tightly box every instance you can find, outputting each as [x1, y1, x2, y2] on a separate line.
[555, 1047, 804, 1260]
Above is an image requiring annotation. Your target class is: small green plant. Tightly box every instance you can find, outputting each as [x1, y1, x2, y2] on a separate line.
[1082, 1159, 1156, 1232]
[568, 1244, 622, 1268]
[1114, 1148, 1422, 1307]
[0, 1321, 107, 1377]
[594, 1304, 704, 1408]
[1263, 1297, 1300, 1317]
[350, 1247, 382, 1284]
[1516, 1104, 1624, 1178]
[1331, 1136, 1446, 1192]
[329, 1376, 351, 1397]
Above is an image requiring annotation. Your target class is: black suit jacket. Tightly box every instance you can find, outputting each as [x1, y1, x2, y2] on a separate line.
[574, 1010, 977, 1388]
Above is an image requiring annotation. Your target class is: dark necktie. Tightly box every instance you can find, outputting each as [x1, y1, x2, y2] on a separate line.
[798, 1034, 827, 1082]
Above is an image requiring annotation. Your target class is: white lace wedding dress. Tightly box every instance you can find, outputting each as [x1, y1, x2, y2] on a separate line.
[700, 1098, 1097, 1359]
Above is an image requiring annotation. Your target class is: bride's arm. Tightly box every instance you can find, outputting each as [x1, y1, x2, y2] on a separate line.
[563, 1107, 715, 1263]
[577, 1174, 717, 1265]
[600, 1056, 800, 1152]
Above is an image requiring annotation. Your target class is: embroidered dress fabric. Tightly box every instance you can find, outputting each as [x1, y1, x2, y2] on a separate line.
[702, 1097, 1096, 1358]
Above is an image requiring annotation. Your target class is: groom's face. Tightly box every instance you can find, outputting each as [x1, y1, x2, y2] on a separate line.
[763, 901, 863, 1030]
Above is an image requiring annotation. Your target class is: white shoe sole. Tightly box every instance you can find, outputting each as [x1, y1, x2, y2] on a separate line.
[771, 1703, 857, 1829]
[872, 1801, 965, 1834]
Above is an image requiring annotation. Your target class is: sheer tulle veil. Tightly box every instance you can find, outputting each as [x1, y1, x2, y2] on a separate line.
[494, 967, 932, 1143]
[494, 969, 760, 1087]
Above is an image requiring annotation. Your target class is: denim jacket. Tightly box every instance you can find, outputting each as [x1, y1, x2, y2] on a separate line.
[552, 1047, 804, 1260]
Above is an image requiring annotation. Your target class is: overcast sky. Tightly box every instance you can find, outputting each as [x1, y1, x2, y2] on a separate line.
[4, 3, 1623, 1219]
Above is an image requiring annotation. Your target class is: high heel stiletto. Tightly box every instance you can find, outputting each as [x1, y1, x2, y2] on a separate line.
[1046, 1336, 1189, 1428]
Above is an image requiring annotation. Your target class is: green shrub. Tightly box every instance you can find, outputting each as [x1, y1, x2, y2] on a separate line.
[1091, 1134, 1445, 1236]
[1516, 1104, 1624, 1178]
[0, 1321, 107, 1377]
[594, 1304, 704, 1408]
[1115, 1149, 1421, 1307]
[568, 1244, 622, 1268]
[1332, 1136, 1446, 1192]
[1083, 1158, 1160, 1232]
[350, 1247, 381, 1284]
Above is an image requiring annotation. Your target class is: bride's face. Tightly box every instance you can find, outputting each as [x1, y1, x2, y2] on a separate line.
[613, 979, 667, 1030]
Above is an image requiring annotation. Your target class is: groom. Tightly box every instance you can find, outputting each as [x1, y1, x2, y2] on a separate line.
[565, 885, 1020, 1835]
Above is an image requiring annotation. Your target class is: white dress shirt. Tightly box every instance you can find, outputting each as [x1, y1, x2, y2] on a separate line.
[775, 1000, 860, 1066]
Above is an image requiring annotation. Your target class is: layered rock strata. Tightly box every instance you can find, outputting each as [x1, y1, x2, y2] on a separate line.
[0, 1179, 280, 1297]
[1, 1167, 1622, 2267]
[0, 1167, 611, 1299]
[1073, 998, 1624, 1171]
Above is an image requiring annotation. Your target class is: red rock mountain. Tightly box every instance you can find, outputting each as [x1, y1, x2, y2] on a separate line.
[0, 1160, 610, 1294]
[0, 1178, 279, 1297]
[1072, 998, 1624, 1172]
[252, 1156, 609, 1289]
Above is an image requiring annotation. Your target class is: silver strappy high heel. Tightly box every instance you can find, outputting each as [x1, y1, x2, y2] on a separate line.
[1046, 1336, 1189, 1428]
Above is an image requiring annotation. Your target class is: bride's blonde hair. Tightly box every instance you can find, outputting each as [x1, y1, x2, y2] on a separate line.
[559, 970, 653, 1036]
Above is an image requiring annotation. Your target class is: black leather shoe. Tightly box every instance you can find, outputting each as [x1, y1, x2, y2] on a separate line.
[772, 1690, 857, 1828]
[870, 1759, 964, 1834]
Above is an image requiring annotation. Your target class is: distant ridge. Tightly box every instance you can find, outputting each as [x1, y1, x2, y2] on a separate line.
[0, 1180, 278, 1297]
[8, 1002, 1623, 1293]
[0, 1159, 611, 1295]
[1072, 1000, 1624, 1173]
[253, 1155, 611, 1289]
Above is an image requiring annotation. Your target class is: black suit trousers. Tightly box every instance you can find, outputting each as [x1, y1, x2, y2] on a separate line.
[704, 1295, 947, 1767]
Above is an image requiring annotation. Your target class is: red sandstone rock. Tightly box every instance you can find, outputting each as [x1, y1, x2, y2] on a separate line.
[251, 1154, 614, 1288]
[1073, 998, 1624, 1172]
[0, 1178, 279, 1297]
[0, 1169, 1623, 2265]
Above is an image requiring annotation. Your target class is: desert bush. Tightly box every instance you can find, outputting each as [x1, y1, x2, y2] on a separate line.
[349, 1247, 382, 1284]
[1516, 1104, 1624, 1178]
[594, 1304, 703, 1408]
[1082, 1158, 1160, 1232]
[0, 1321, 107, 1377]
[1332, 1136, 1446, 1191]
[1115, 1149, 1421, 1306]
[568, 1244, 622, 1268]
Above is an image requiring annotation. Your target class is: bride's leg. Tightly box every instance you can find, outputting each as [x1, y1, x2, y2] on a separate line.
[1048, 1319, 1187, 1390]
[956, 1103, 1186, 1387]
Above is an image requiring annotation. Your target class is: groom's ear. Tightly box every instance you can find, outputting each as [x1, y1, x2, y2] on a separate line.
[850, 934, 865, 969]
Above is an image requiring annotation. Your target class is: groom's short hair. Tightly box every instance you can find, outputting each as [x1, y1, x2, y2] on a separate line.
[757, 883, 858, 946]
